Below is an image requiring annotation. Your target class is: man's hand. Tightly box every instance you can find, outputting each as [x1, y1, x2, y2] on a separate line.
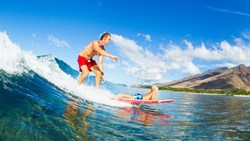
[111, 56, 119, 62]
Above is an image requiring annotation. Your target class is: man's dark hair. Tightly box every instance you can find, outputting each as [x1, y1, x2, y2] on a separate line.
[100, 32, 111, 40]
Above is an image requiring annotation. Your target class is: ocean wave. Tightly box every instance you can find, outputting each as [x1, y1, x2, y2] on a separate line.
[0, 31, 130, 107]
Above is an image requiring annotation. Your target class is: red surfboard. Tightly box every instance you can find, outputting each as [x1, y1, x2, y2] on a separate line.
[114, 98, 174, 105]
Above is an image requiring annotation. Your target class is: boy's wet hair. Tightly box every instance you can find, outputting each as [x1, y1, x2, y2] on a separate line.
[100, 32, 111, 40]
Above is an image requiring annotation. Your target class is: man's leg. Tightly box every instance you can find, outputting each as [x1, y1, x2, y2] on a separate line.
[91, 65, 102, 88]
[78, 65, 89, 85]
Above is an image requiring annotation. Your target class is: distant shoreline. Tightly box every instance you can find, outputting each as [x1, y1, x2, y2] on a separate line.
[135, 86, 250, 96]
[173, 90, 250, 97]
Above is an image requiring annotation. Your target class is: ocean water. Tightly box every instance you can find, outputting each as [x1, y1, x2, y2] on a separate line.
[1, 32, 250, 141]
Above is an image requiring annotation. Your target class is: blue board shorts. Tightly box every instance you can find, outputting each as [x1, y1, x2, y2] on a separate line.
[133, 93, 143, 100]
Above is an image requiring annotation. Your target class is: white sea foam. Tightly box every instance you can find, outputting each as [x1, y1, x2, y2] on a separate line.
[0, 31, 131, 107]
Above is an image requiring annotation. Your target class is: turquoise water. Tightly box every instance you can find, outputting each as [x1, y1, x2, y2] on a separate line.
[0, 68, 250, 141]
[0, 38, 250, 140]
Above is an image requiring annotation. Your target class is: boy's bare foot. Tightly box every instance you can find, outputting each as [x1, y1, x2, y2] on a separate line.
[151, 85, 158, 93]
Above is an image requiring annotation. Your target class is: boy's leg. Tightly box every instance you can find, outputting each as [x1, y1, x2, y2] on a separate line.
[118, 94, 134, 99]
[143, 86, 158, 100]
[148, 86, 158, 100]
[149, 92, 158, 100]
[142, 91, 156, 100]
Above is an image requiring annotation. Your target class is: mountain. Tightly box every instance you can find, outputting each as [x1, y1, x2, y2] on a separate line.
[158, 64, 250, 91]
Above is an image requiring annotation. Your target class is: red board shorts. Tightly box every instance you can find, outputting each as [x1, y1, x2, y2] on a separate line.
[77, 55, 97, 72]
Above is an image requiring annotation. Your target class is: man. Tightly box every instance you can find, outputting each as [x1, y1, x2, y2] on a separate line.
[77, 32, 118, 88]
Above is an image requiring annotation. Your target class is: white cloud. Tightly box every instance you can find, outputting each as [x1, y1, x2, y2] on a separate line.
[111, 33, 250, 82]
[104, 63, 116, 69]
[98, 1, 102, 6]
[32, 33, 36, 38]
[184, 62, 201, 75]
[137, 33, 152, 42]
[111, 34, 167, 81]
[48, 35, 69, 48]
[234, 37, 244, 45]
[233, 32, 250, 47]
[161, 35, 250, 70]
[221, 41, 250, 64]
[242, 32, 250, 40]
[161, 43, 201, 75]
[208, 7, 250, 17]
[215, 63, 238, 69]
[185, 41, 223, 61]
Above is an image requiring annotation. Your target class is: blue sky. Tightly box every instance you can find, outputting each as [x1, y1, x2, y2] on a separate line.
[0, 0, 250, 85]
